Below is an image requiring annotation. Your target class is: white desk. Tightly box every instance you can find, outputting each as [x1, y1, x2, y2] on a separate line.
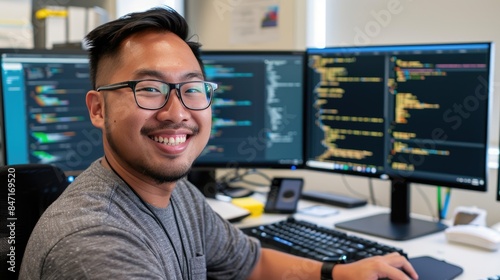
[233, 199, 500, 279]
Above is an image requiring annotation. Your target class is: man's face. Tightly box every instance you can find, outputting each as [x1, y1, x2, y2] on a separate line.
[89, 31, 211, 184]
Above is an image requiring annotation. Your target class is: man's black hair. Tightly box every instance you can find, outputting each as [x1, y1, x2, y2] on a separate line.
[84, 6, 203, 88]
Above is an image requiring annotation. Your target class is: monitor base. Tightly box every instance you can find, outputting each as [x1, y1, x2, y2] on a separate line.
[335, 213, 447, 241]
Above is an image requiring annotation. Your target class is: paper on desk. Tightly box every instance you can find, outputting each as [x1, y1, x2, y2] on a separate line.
[298, 205, 339, 217]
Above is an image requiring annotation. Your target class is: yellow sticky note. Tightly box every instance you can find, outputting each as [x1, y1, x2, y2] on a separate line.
[231, 197, 264, 217]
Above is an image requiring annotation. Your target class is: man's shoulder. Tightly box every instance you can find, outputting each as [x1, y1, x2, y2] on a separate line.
[29, 161, 143, 250]
[21, 165, 150, 277]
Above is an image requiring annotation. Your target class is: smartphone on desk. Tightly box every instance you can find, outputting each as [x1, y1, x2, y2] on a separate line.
[264, 177, 303, 214]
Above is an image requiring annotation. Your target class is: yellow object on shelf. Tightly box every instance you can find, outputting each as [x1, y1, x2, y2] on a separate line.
[231, 197, 264, 217]
[35, 8, 68, 20]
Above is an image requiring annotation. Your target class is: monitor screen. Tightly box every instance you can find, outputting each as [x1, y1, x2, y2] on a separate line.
[305, 45, 388, 179]
[305, 42, 493, 240]
[0, 49, 103, 176]
[195, 51, 305, 169]
[305, 42, 492, 191]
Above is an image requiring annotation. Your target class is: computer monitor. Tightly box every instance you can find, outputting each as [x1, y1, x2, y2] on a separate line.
[189, 51, 305, 196]
[0, 49, 102, 177]
[305, 42, 493, 240]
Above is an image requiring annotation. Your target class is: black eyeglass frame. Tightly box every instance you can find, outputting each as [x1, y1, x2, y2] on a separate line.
[96, 79, 217, 111]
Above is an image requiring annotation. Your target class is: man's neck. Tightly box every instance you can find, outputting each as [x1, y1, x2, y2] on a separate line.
[100, 156, 175, 208]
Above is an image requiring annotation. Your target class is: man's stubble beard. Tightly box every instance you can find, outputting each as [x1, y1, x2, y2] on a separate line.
[103, 115, 193, 184]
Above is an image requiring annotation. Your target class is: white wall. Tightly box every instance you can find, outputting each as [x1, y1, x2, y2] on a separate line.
[0, 0, 33, 48]
[188, 0, 500, 226]
[187, 0, 306, 50]
[116, 0, 184, 17]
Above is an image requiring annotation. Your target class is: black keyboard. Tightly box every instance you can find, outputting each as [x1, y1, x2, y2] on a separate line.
[242, 217, 407, 263]
[481, 275, 500, 280]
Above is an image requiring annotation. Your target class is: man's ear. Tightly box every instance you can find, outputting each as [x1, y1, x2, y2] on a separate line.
[86, 90, 105, 129]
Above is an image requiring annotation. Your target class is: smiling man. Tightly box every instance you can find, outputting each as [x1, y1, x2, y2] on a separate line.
[19, 6, 417, 280]
[91, 29, 212, 207]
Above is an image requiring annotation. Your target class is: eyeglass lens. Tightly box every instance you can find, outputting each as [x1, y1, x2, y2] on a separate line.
[134, 80, 213, 109]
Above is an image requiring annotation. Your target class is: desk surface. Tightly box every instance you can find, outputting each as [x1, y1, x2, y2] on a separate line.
[233, 198, 499, 279]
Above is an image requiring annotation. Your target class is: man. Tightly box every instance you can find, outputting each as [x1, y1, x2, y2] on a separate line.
[20, 6, 418, 280]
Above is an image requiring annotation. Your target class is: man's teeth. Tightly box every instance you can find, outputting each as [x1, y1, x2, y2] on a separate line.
[152, 135, 187, 145]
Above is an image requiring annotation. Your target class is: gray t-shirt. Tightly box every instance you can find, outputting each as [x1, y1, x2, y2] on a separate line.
[19, 160, 260, 279]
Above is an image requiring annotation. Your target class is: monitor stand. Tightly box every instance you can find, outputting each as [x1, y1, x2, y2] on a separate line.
[335, 179, 447, 241]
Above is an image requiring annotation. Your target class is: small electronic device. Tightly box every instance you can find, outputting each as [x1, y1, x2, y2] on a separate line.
[264, 177, 303, 213]
[445, 224, 500, 251]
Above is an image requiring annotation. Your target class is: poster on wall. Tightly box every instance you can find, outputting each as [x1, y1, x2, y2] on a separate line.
[0, 0, 33, 48]
[230, 0, 280, 45]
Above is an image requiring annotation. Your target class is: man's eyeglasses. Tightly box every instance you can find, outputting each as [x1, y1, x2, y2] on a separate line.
[96, 79, 217, 110]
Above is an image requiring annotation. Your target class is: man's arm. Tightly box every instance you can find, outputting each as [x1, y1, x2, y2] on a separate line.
[248, 249, 418, 280]
[247, 248, 321, 279]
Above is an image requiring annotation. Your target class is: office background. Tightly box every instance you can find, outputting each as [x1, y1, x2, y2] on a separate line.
[187, 0, 500, 227]
[1, 0, 499, 225]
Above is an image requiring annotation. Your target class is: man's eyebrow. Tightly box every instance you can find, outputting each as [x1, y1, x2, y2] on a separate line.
[133, 69, 204, 81]
[184, 71, 205, 80]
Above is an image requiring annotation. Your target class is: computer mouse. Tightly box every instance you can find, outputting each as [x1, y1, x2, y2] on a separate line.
[491, 222, 500, 233]
[445, 224, 500, 251]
